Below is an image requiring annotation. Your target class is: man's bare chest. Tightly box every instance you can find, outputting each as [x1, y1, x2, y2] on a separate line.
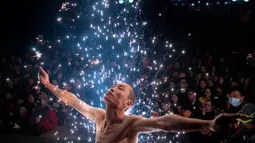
[96, 123, 130, 143]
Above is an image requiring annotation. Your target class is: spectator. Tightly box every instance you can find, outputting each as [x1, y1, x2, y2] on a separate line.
[177, 78, 189, 105]
[213, 85, 227, 111]
[197, 100, 215, 120]
[13, 105, 30, 134]
[26, 95, 37, 115]
[170, 94, 181, 115]
[210, 65, 217, 77]
[231, 80, 239, 88]
[55, 103, 68, 125]
[217, 76, 225, 87]
[187, 90, 200, 117]
[227, 86, 255, 143]
[197, 79, 207, 96]
[31, 99, 58, 134]
[241, 78, 254, 103]
[199, 87, 212, 105]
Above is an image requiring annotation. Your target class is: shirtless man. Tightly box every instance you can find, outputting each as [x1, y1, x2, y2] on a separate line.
[39, 67, 245, 143]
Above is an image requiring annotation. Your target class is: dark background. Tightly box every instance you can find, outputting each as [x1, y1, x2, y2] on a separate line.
[1, 0, 255, 56]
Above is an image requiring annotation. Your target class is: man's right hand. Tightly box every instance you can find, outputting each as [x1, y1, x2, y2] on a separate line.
[39, 66, 50, 86]
[39, 66, 105, 123]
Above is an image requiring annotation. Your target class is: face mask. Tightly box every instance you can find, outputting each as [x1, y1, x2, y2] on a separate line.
[229, 97, 241, 107]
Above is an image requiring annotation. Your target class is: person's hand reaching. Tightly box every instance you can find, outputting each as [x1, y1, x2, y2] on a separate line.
[209, 113, 247, 135]
[39, 66, 50, 87]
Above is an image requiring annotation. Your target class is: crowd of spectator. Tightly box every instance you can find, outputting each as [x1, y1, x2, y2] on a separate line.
[149, 50, 255, 143]
[0, 48, 254, 143]
[0, 54, 70, 136]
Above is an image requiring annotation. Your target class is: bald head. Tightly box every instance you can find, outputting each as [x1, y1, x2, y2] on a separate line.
[104, 82, 137, 111]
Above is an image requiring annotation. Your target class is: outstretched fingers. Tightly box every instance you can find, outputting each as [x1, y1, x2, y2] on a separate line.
[39, 66, 47, 75]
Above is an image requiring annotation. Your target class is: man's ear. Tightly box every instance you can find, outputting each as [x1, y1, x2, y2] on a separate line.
[127, 100, 133, 107]
[240, 96, 245, 102]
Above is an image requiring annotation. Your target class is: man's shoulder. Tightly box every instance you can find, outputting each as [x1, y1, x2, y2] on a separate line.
[94, 108, 106, 120]
[243, 103, 255, 109]
[241, 103, 255, 115]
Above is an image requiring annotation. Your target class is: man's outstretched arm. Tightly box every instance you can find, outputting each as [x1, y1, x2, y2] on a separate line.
[131, 114, 211, 133]
[44, 82, 104, 122]
[131, 113, 245, 133]
[39, 67, 104, 122]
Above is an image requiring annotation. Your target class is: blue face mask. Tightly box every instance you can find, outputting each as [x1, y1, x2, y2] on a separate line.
[229, 97, 241, 107]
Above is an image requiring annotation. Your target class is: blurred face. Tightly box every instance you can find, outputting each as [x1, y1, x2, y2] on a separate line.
[52, 80, 58, 86]
[35, 88, 41, 94]
[142, 57, 149, 66]
[17, 57, 22, 64]
[5, 93, 12, 100]
[244, 78, 250, 86]
[181, 109, 191, 118]
[179, 72, 186, 79]
[19, 106, 27, 117]
[231, 81, 238, 87]
[169, 81, 175, 89]
[104, 82, 133, 111]
[173, 72, 178, 78]
[225, 67, 229, 73]
[204, 73, 209, 80]
[196, 73, 201, 80]
[200, 104, 205, 111]
[14, 65, 20, 72]
[204, 88, 211, 98]
[29, 78, 34, 85]
[17, 99, 24, 105]
[28, 95, 35, 103]
[75, 61, 80, 66]
[179, 79, 187, 88]
[41, 99, 47, 107]
[201, 66, 206, 73]
[57, 73, 63, 80]
[188, 91, 196, 101]
[225, 101, 231, 110]
[205, 101, 212, 112]
[187, 69, 193, 77]
[53, 59, 57, 64]
[213, 76, 218, 82]
[173, 62, 180, 69]
[171, 95, 178, 104]
[220, 57, 224, 63]
[212, 66, 216, 72]
[75, 80, 82, 88]
[216, 87, 222, 93]
[218, 77, 224, 84]
[199, 80, 207, 89]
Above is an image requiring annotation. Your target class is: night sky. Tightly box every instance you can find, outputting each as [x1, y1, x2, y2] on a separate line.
[1, 0, 254, 56]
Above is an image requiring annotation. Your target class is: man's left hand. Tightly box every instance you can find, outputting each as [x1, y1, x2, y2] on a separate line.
[209, 113, 247, 135]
